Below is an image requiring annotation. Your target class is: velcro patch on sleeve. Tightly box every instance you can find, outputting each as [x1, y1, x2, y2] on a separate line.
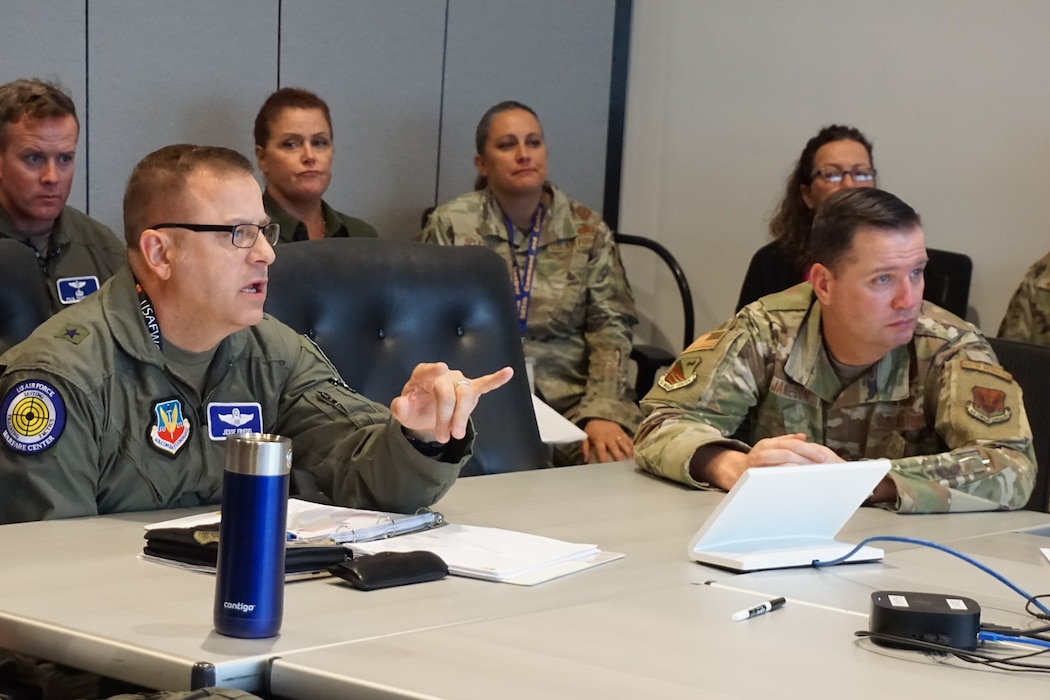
[1, 380, 66, 454]
[960, 359, 1013, 383]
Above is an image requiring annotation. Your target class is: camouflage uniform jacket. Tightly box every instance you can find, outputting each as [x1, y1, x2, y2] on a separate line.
[264, 190, 377, 243]
[0, 265, 469, 523]
[0, 203, 125, 314]
[998, 250, 1050, 345]
[636, 283, 1035, 513]
[421, 183, 642, 431]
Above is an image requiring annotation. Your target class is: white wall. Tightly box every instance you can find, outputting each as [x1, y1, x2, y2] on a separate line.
[621, 0, 1050, 348]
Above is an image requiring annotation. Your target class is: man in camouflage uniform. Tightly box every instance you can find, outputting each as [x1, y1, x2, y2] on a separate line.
[997, 252, 1050, 344]
[422, 181, 641, 463]
[0, 78, 125, 314]
[636, 188, 1034, 513]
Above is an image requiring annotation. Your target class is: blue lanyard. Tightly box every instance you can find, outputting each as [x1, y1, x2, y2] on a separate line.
[505, 205, 543, 337]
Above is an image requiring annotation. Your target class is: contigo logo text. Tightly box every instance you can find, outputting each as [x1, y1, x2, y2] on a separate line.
[223, 601, 256, 612]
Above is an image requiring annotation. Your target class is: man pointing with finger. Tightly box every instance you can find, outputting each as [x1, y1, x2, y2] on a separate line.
[635, 188, 1034, 513]
[0, 144, 511, 523]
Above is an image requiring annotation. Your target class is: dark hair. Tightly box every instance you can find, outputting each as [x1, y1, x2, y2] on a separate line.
[810, 188, 921, 271]
[123, 144, 254, 246]
[0, 78, 78, 148]
[253, 87, 332, 148]
[473, 100, 541, 190]
[768, 125, 874, 272]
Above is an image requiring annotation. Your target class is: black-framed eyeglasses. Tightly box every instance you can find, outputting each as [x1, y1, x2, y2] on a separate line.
[811, 167, 877, 184]
[152, 223, 280, 249]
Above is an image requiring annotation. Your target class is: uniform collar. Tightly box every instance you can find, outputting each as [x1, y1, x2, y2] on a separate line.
[479, 182, 573, 247]
[264, 190, 345, 243]
[784, 285, 912, 404]
[0, 202, 72, 255]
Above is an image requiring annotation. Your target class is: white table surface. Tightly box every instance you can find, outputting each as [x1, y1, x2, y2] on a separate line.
[0, 461, 1046, 692]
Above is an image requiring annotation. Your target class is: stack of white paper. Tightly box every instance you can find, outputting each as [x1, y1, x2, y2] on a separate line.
[347, 524, 623, 586]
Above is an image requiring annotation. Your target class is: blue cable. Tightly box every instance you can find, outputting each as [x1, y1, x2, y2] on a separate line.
[811, 535, 1050, 616]
[979, 631, 1050, 649]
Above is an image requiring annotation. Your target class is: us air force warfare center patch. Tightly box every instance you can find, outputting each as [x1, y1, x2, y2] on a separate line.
[1, 380, 67, 453]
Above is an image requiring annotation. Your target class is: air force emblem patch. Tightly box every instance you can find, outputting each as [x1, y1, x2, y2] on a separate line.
[207, 402, 262, 441]
[2, 380, 66, 454]
[150, 398, 190, 456]
[56, 276, 100, 305]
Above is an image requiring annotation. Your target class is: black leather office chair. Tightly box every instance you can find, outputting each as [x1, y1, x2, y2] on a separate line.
[0, 239, 50, 356]
[924, 248, 972, 319]
[265, 238, 548, 477]
[614, 233, 695, 398]
[987, 337, 1050, 512]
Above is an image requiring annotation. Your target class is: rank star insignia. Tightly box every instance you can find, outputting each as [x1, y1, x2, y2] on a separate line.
[966, 386, 1012, 425]
[54, 325, 89, 345]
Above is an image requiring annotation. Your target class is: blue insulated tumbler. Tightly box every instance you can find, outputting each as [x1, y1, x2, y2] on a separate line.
[213, 433, 291, 638]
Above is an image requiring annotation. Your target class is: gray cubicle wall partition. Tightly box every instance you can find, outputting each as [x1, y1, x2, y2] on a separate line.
[438, 0, 616, 216]
[0, 0, 620, 241]
[0, 0, 89, 212]
[278, 0, 447, 241]
[86, 0, 279, 239]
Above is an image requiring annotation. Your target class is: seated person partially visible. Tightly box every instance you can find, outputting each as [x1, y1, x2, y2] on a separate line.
[636, 188, 1034, 514]
[0, 78, 124, 313]
[0, 144, 510, 524]
[997, 252, 1050, 345]
[253, 87, 377, 242]
[736, 124, 876, 311]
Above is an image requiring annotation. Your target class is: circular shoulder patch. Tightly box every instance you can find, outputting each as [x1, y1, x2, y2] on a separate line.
[1, 380, 67, 454]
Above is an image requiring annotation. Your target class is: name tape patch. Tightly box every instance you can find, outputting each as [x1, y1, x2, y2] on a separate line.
[56, 276, 100, 305]
[207, 402, 262, 441]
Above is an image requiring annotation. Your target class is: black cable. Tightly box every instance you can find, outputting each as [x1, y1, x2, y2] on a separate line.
[855, 630, 1050, 673]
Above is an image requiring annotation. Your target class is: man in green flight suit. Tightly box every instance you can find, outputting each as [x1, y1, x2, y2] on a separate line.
[0, 143, 512, 524]
[635, 188, 1034, 513]
[0, 78, 125, 314]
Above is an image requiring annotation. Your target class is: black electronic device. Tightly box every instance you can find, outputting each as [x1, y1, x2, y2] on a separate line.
[868, 590, 981, 651]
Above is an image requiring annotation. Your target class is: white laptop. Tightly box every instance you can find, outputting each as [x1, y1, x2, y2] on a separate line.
[687, 459, 891, 572]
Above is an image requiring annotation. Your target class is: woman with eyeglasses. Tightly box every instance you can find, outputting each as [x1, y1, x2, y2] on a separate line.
[735, 125, 876, 311]
[421, 100, 641, 465]
[253, 87, 376, 242]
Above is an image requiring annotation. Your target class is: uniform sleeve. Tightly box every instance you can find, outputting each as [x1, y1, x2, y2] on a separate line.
[273, 337, 472, 513]
[573, 222, 643, 431]
[0, 371, 103, 523]
[887, 349, 1036, 513]
[419, 209, 455, 246]
[997, 261, 1050, 344]
[634, 321, 762, 487]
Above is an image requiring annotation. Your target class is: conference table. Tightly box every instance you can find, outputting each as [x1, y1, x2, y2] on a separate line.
[0, 461, 1047, 697]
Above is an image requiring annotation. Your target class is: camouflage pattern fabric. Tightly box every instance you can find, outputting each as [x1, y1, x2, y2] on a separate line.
[421, 182, 641, 432]
[998, 251, 1050, 345]
[636, 283, 1035, 514]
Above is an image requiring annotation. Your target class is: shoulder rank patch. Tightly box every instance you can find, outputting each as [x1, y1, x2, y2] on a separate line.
[54, 324, 90, 345]
[207, 402, 262, 441]
[966, 386, 1012, 425]
[149, 398, 191, 457]
[960, 360, 1013, 383]
[1, 380, 66, 454]
[56, 276, 100, 304]
[658, 356, 701, 391]
[683, 329, 728, 354]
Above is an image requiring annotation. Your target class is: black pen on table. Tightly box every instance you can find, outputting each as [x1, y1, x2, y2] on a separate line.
[731, 596, 786, 622]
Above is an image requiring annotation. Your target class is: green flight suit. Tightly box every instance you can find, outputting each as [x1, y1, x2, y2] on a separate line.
[0, 266, 469, 523]
[636, 283, 1035, 514]
[420, 183, 641, 434]
[264, 190, 377, 243]
[0, 203, 125, 315]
